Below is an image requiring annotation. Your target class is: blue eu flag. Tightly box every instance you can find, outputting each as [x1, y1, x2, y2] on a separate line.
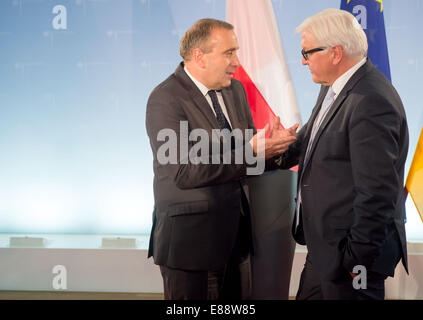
[341, 0, 391, 81]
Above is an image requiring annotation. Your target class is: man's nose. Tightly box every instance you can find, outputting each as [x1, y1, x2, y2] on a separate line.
[232, 53, 240, 68]
[302, 57, 308, 65]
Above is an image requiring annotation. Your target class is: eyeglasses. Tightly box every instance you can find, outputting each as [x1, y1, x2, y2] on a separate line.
[301, 47, 327, 60]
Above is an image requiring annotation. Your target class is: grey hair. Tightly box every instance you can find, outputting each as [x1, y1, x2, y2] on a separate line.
[180, 18, 234, 61]
[296, 8, 368, 59]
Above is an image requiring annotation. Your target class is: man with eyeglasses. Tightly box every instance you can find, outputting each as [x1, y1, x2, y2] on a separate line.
[278, 9, 409, 299]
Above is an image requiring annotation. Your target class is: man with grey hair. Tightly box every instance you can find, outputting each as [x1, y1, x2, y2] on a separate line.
[279, 9, 408, 299]
[146, 18, 297, 300]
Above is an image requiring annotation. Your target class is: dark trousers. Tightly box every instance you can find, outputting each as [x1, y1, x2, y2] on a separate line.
[296, 253, 387, 300]
[160, 213, 252, 300]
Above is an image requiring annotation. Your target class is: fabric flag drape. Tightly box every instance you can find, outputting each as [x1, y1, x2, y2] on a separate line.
[226, 1, 299, 300]
[226, 0, 301, 131]
[341, 0, 391, 81]
[406, 128, 423, 222]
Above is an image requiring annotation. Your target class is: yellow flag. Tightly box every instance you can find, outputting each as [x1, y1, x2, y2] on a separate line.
[406, 127, 423, 222]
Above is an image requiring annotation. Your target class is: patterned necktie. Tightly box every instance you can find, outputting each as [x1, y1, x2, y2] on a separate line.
[295, 87, 336, 230]
[208, 90, 231, 130]
[303, 87, 336, 165]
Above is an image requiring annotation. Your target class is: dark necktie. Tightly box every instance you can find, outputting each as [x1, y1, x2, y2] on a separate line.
[208, 90, 232, 130]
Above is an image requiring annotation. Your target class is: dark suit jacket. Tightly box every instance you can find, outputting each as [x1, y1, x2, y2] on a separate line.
[280, 59, 409, 286]
[146, 62, 258, 271]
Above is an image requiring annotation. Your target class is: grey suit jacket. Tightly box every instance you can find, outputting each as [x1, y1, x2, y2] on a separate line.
[280, 59, 409, 286]
[146, 62, 258, 271]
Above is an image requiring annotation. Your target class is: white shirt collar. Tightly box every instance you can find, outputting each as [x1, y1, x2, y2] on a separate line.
[331, 57, 367, 97]
[184, 65, 210, 97]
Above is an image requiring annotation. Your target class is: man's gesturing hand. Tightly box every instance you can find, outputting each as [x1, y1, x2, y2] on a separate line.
[251, 116, 299, 160]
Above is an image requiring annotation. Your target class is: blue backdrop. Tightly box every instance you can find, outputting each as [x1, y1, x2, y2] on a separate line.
[0, 0, 422, 239]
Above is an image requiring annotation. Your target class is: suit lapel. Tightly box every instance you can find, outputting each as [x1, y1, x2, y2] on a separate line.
[304, 86, 327, 139]
[191, 93, 220, 128]
[302, 91, 347, 171]
[299, 86, 328, 172]
[174, 62, 219, 129]
[175, 62, 243, 130]
[221, 87, 241, 129]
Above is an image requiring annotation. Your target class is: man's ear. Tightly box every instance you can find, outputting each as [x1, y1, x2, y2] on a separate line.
[331, 45, 343, 65]
[192, 48, 206, 69]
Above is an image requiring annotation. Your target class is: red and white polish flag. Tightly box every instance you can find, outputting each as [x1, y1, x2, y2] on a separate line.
[226, 0, 301, 131]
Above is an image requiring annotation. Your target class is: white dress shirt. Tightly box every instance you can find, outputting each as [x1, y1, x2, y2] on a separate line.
[184, 66, 232, 128]
[331, 57, 366, 100]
